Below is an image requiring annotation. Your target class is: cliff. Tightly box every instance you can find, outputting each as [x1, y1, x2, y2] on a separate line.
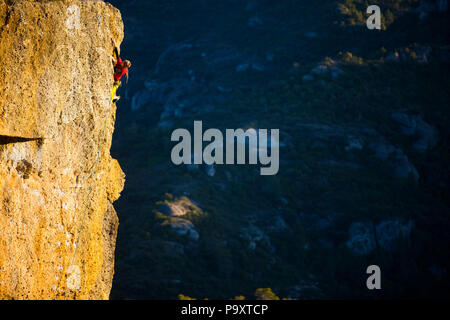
[0, 0, 125, 299]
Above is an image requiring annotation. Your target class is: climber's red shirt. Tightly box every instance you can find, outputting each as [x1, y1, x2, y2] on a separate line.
[114, 57, 128, 82]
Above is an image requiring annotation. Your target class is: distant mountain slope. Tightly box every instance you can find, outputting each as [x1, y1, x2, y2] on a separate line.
[109, 0, 449, 299]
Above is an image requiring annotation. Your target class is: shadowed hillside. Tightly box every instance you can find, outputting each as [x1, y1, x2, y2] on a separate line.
[108, 0, 450, 299]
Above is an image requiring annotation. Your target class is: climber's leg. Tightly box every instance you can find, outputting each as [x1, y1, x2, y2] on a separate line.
[111, 81, 121, 102]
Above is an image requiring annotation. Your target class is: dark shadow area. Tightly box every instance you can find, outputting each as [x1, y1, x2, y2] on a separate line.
[0, 135, 42, 146]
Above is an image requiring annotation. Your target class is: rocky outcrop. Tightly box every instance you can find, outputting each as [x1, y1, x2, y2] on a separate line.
[295, 123, 420, 181]
[0, 0, 124, 299]
[416, 0, 448, 20]
[158, 196, 202, 217]
[346, 220, 414, 255]
[391, 112, 439, 152]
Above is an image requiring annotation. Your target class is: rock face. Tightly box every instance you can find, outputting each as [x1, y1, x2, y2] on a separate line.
[391, 112, 439, 152]
[0, 1, 124, 299]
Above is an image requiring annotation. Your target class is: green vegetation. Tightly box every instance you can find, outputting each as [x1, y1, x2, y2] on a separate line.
[254, 288, 280, 300]
[178, 288, 287, 300]
[339, 0, 420, 28]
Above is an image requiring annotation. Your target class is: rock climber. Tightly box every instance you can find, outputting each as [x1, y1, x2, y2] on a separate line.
[111, 45, 131, 103]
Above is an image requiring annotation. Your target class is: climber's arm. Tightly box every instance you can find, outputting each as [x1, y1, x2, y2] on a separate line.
[113, 47, 120, 60]
[112, 47, 120, 65]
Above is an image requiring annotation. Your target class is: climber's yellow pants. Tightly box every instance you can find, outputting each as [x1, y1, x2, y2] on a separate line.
[111, 81, 121, 101]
